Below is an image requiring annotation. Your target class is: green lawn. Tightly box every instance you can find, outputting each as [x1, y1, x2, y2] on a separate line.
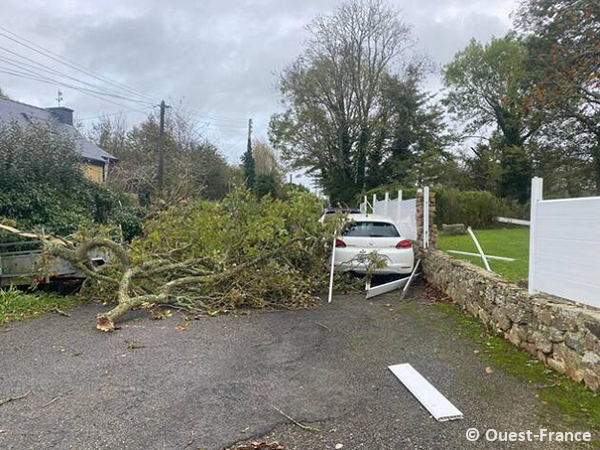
[438, 227, 529, 282]
[0, 286, 79, 325]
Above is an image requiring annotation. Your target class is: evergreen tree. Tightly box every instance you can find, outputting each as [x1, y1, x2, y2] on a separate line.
[241, 145, 256, 189]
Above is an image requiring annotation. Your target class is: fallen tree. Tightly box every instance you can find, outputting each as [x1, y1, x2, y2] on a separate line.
[2, 189, 342, 331]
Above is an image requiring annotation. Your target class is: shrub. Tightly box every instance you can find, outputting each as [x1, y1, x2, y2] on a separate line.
[0, 122, 144, 239]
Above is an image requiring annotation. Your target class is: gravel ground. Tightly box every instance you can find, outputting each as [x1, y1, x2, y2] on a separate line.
[0, 286, 585, 449]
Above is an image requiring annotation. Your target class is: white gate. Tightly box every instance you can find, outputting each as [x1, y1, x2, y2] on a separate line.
[529, 177, 600, 308]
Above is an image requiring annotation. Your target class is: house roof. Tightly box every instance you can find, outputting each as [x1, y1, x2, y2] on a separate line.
[0, 98, 117, 164]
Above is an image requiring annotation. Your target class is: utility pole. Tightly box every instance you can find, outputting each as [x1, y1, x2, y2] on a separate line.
[157, 100, 168, 191]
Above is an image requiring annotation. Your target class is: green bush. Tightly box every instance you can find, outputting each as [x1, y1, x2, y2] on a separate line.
[0, 122, 145, 239]
[438, 189, 497, 228]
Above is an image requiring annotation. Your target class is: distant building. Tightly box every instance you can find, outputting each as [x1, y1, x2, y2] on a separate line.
[0, 98, 117, 183]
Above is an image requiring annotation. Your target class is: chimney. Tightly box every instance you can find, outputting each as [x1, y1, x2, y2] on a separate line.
[47, 106, 74, 126]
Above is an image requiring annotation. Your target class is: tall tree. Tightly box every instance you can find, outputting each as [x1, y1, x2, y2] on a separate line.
[270, 0, 413, 204]
[517, 0, 600, 193]
[443, 35, 540, 202]
[376, 68, 456, 188]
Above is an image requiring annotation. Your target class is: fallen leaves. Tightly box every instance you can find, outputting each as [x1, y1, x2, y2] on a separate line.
[126, 341, 145, 350]
[175, 322, 189, 332]
[151, 309, 173, 320]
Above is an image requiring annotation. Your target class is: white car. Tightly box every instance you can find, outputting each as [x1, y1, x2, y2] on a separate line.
[333, 214, 414, 275]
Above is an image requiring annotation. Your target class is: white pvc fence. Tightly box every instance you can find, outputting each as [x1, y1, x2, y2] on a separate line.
[360, 190, 419, 241]
[529, 177, 600, 308]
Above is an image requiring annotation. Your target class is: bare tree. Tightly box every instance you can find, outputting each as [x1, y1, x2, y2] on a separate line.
[270, 0, 414, 204]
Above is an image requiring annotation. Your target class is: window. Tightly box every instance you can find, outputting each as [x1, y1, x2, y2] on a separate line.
[342, 221, 400, 238]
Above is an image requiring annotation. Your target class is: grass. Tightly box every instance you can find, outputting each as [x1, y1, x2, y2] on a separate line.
[438, 227, 529, 282]
[436, 301, 600, 442]
[0, 285, 79, 325]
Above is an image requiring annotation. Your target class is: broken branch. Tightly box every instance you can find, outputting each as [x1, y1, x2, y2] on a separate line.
[271, 405, 321, 432]
[0, 390, 31, 407]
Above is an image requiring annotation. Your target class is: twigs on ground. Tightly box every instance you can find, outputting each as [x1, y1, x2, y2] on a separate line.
[0, 390, 31, 407]
[271, 405, 321, 432]
[225, 442, 284, 450]
[314, 321, 331, 332]
[183, 430, 195, 448]
[50, 307, 71, 317]
[41, 396, 61, 408]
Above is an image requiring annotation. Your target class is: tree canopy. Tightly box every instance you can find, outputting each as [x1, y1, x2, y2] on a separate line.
[270, 0, 417, 204]
[89, 110, 231, 201]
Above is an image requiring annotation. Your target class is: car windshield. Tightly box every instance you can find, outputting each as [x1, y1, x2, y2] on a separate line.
[342, 221, 400, 238]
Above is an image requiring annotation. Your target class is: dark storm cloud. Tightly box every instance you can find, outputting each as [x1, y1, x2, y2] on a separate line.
[0, 0, 517, 162]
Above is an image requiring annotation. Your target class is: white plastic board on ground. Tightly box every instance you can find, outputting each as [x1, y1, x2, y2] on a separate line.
[388, 363, 463, 422]
[365, 277, 408, 299]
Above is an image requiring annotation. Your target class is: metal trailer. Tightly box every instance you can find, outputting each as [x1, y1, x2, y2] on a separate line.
[0, 239, 107, 286]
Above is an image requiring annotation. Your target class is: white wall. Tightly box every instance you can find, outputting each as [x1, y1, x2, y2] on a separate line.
[529, 178, 600, 308]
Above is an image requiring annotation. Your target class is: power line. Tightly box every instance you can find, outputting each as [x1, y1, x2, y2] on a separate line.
[0, 26, 251, 128]
[0, 67, 146, 110]
[0, 50, 152, 104]
[0, 25, 158, 104]
[0, 66, 153, 108]
[78, 106, 154, 122]
[221, 133, 247, 156]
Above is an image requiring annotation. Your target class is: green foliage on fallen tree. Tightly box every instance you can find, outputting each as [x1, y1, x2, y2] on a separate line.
[58, 188, 341, 330]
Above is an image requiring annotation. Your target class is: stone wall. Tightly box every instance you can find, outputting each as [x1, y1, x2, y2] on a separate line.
[422, 249, 600, 391]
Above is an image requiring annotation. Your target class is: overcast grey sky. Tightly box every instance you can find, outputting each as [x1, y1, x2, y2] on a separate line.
[0, 0, 518, 169]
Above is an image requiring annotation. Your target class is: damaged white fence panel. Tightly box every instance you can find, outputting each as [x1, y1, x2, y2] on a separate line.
[496, 217, 530, 226]
[399, 259, 421, 301]
[389, 363, 463, 422]
[447, 250, 515, 262]
[467, 226, 491, 271]
[327, 235, 336, 303]
[365, 277, 409, 299]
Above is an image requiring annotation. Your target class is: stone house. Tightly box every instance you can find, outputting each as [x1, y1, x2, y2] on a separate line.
[0, 98, 117, 183]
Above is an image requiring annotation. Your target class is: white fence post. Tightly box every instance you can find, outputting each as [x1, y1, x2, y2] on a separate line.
[397, 190, 402, 229]
[372, 194, 377, 214]
[384, 192, 389, 217]
[528, 177, 543, 295]
[423, 187, 430, 249]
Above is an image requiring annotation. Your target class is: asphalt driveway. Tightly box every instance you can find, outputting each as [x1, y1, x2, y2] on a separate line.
[0, 286, 582, 449]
